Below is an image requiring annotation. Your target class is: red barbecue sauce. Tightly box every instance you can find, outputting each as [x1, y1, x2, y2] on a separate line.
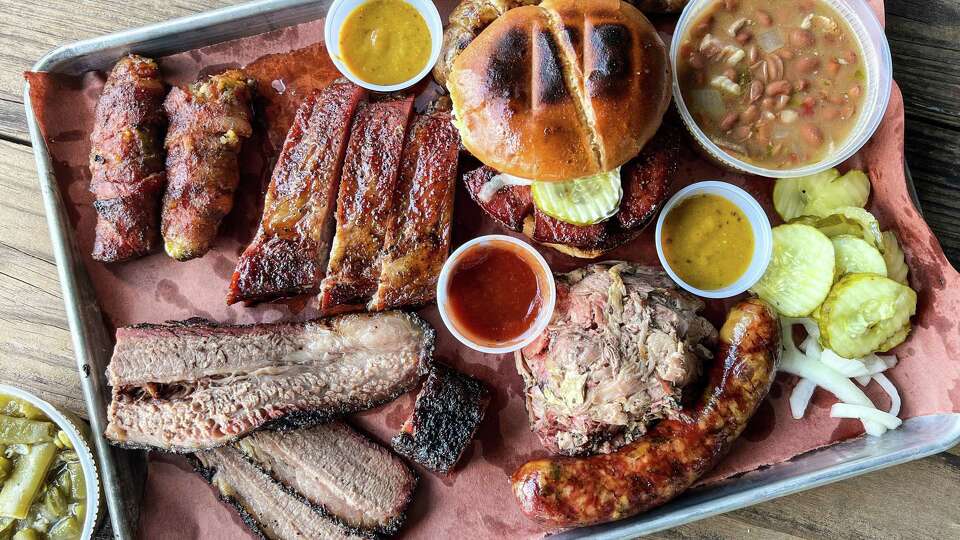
[446, 242, 543, 345]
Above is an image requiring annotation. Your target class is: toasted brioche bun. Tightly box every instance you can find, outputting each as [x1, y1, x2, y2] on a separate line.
[448, 0, 671, 182]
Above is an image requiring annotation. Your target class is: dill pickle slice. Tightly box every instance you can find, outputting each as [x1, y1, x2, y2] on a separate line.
[773, 168, 840, 222]
[530, 168, 622, 226]
[803, 170, 871, 216]
[773, 169, 870, 222]
[832, 235, 887, 277]
[818, 273, 917, 358]
[881, 231, 909, 285]
[799, 207, 885, 253]
[750, 224, 835, 317]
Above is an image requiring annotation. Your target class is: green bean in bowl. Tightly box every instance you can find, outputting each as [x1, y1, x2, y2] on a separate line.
[0, 388, 99, 540]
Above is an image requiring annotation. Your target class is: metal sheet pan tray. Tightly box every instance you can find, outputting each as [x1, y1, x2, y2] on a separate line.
[23, 0, 960, 538]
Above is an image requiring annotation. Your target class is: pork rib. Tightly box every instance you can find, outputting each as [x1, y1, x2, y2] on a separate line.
[369, 111, 460, 311]
[193, 444, 368, 540]
[228, 81, 366, 304]
[320, 97, 414, 314]
[237, 423, 416, 536]
[105, 311, 433, 452]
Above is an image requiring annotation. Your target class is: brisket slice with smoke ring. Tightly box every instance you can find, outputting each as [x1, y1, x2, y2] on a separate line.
[192, 444, 369, 540]
[235, 423, 416, 536]
[105, 311, 433, 452]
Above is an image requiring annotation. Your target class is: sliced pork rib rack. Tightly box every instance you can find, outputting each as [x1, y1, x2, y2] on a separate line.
[369, 111, 461, 311]
[392, 363, 489, 474]
[104, 311, 434, 452]
[235, 423, 416, 536]
[320, 97, 414, 314]
[228, 80, 366, 304]
[194, 444, 369, 540]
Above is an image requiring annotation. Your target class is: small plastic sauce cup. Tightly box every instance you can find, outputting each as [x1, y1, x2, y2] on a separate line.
[655, 181, 772, 299]
[437, 235, 556, 354]
[324, 0, 443, 92]
[670, 0, 893, 178]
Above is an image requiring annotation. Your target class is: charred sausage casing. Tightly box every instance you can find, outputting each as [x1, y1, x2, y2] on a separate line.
[88, 54, 167, 262]
[161, 70, 254, 261]
[511, 298, 781, 527]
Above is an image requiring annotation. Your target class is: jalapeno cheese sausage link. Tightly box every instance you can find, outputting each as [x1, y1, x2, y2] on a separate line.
[511, 297, 781, 527]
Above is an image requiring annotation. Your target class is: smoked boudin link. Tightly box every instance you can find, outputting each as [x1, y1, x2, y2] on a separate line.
[88, 54, 167, 262]
[511, 298, 781, 527]
[161, 69, 254, 261]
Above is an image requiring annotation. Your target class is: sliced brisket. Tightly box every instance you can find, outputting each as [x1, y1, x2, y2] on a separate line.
[228, 81, 366, 304]
[194, 444, 368, 540]
[392, 363, 489, 474]
[105, 311, 434, 452]
[237, 423, 416, 536]
[369, 111, 461, 311]
[321, 97, 414, 314]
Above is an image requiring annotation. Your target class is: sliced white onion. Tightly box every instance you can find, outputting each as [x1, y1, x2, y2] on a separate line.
[854, 374, 872, 386]
[873, 373, 902, 416]
[478, 173, 535, 203]
[820, 349, 869, 377]
[831, 403, 902, 430]
[789, 378, 817, 419]
[875, 354, 899, 370]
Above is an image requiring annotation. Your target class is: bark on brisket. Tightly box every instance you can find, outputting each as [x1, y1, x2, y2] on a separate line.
[236, 423, 416, 536]
[191, 445, 369, 540]
[392, 363, 489, 474]
[105, 311, 434, 452]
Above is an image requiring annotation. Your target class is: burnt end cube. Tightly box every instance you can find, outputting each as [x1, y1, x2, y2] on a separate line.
[392, 362, 490, 474]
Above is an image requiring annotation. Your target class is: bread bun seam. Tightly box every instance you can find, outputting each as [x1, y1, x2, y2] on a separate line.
[539, 5, 605, 169]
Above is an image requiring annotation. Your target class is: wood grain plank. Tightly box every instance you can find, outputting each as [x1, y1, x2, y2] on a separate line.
[887, 0, 960, 128]
[654, 448, 960, 539]
[0, 138, 84, 414]
[886, 0, 960, 270]
[0, 2, 957, 539]
[0, 0, 249, 138]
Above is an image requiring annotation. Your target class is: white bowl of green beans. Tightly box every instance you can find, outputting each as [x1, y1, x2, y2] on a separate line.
[0, 385, 100, 540]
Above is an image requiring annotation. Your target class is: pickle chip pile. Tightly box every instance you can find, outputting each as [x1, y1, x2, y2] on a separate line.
[753, 168, 917, 357]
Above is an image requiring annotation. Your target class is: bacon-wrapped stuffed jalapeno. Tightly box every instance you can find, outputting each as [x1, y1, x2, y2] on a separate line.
[89, 54, 167, 262]
[161, 69, 254, 261]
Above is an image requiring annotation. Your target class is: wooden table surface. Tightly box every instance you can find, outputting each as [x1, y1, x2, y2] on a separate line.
[0, 1, 957, 538]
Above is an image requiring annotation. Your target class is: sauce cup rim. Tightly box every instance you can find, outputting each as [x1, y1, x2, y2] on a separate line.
[436, 235, 557, 355]
[0, 384, 101, 538]
[324, 0, 444, 92]
[669, 0, 893, 179]
[655, 181, 773, 299]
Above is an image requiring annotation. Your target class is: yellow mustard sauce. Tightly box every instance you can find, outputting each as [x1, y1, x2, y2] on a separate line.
[338, 0, 431, 86]
[662, 194, 754, 290]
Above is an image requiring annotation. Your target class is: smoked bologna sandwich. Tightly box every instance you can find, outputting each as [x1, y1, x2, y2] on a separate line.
[447, 0, 681, 257]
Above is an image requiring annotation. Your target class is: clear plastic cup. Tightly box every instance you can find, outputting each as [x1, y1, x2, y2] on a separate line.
[436, 235, 556, 354]
[0, 384, 101, 539]
[670, 0, 893, 178]
[655, 181, 773, 298]
[324, 0, 443, 92]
